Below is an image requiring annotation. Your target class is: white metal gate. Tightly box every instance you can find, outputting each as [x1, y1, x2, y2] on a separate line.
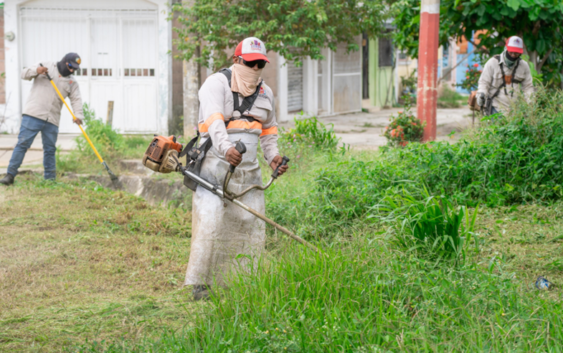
[332, 40, 362, 114]
[19, 7, 158, 133]
[287, 61, 303, 113]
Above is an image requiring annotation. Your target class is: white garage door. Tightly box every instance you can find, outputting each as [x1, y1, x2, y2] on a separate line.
[19, 7, 158, 134]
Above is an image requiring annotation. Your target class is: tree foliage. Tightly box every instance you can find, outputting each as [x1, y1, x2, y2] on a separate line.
[392, 0, 563, 85]
[171, 0, 388, 69]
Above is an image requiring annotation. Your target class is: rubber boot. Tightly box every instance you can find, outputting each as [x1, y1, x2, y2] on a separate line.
[0, 173, 14, 186]
[193, 285, 211, 301]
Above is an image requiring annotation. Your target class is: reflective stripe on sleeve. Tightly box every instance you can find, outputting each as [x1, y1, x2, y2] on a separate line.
[198, 113, 225, 132]
[260, 126, 278, 137]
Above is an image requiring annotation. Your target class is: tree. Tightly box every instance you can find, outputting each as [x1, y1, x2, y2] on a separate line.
[391, 0, 563, 85]
[391, 0, 458, 60]
[171, 0, 389, 69]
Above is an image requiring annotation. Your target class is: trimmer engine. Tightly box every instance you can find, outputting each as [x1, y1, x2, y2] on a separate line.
[142, 135, 183, 173]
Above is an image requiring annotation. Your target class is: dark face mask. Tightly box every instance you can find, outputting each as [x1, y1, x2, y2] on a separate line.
[57, 61, 73, 77]
[505, 51, 521, 62]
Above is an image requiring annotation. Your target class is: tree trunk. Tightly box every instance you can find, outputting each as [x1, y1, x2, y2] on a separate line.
[528, 51, 538, 73]
[183, 53, 200, 138]
[182, 0, 200, 139]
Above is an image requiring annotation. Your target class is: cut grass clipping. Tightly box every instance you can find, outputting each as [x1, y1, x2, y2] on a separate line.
[0, 176, 192, 351]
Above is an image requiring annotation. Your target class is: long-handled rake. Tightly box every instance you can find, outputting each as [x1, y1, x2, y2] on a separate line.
[40, 63, 119, 185]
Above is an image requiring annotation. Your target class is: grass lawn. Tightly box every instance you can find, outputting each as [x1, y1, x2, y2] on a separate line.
[1, 163, 562, 351]
[5, 93, 562, 350]
[0, 176, 195, 352]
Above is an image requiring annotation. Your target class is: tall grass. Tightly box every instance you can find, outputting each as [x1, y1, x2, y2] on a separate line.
[279, 115, 340, 151]
[83, 237, 563, 352]
[74, 109, 563, 352]
[57, 103, 152, 174]
[307, 86, 563, 231]
[374, 187, 479, 263]
[437, 85, 466, 108]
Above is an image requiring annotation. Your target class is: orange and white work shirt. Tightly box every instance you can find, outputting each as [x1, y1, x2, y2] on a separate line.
[198, 68, 279, 164]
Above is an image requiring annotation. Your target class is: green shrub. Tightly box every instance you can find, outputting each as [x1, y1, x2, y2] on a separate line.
[375, 187, 479, 263]
[437, 85, 466, 108]
[315, 86, 563, 216]
[264, 86, 563, 240]
[383, 96, 425, 147]
[280, 115, 340, 151]
[76, 103, 124, 156]
[457, 63, 481, 92]
[57, 104, 153, 174]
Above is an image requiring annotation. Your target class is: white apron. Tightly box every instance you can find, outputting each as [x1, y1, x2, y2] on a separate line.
[184, 132, 266, 286]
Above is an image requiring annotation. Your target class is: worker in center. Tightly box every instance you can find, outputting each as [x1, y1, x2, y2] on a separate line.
[185, 37, 288, 300]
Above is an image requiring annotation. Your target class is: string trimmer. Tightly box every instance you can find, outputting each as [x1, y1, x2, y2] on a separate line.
[142, 135, 320, 253]
[40, 64, 119, 185]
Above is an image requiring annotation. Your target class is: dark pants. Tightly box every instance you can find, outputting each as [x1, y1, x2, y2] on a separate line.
[485, 106, 500, 116]
[7, 115, 59, 180]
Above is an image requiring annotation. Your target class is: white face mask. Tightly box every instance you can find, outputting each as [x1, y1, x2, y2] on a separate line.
[230, 63, 263, 97]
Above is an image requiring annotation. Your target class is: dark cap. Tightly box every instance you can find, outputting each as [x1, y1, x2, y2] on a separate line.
[62, 53, 81, 70]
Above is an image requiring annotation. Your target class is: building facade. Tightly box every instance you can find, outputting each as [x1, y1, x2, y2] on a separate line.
[1, 1, 363, 134]
[2, 0, 172, 134]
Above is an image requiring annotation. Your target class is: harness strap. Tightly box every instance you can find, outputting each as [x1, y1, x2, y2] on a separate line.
[179, 131, 199, 159]
[179, 130, 213, 161]
[495, 54, 521, 98]
[510, 59, 521, 97]
[220, 68, 263, 128]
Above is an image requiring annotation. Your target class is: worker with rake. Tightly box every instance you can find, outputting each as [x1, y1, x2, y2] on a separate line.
[0, 53, 84, 185]
[185, 37, 288, 300]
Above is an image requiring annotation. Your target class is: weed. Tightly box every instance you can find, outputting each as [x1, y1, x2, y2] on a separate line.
[280, 115, 340, 151]
[85, 237, 563, 352]
[56, 104, 152, 174]
[437, 85, 466, 108]
[313, 86, 563, 224]
[375, 187, 479, 263]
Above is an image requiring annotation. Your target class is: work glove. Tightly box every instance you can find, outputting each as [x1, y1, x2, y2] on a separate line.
[476, 93, 486, 107]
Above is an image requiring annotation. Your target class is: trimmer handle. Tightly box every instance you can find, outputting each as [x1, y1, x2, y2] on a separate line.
[39, 63, 52, 81]
[272, 156, 290, 179]
[229, 141, 247, 173]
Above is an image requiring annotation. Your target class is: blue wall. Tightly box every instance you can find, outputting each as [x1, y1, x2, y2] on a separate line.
[456, 37, 481, 94]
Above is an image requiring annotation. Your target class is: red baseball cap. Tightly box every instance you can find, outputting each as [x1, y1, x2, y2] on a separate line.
[235, 37, 269, 62]
[506, 36, 524, 54]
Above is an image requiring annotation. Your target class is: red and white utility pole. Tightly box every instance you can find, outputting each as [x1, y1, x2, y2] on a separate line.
[417, 0, 440, 141]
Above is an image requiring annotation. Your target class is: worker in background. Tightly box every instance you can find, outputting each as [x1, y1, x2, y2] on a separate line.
[476, 36, 534, 116]
[0, 53, 84, 185]
[185, 37, 288, 300]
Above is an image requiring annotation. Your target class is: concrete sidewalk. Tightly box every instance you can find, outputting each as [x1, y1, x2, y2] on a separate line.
[279, 107, 474, 150]
[0, 107, 473, 174]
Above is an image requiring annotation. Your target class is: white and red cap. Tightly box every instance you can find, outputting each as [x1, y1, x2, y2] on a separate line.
[506, 36, 524, 54]
[235, 37, 269, 63]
